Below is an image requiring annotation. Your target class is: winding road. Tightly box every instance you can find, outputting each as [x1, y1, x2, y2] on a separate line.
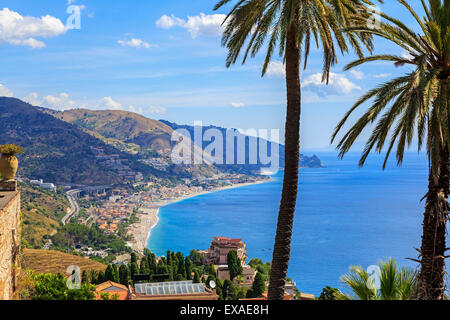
[62, 189, 81, 225]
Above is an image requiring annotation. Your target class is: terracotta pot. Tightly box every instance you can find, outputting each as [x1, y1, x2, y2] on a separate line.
[0, 154, 18, 180]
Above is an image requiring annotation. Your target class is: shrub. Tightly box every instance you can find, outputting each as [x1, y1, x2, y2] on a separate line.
[0, 144, 24, 155]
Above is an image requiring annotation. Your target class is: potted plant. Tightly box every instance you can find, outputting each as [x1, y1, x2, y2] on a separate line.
[0, 144, 23, 180]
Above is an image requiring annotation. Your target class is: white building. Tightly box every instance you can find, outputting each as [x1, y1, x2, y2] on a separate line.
[30, 179, 56, 192]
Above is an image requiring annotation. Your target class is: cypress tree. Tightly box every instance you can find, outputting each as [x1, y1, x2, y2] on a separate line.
[177, 256, 186, 279]
[168, 265, 174, 281]
[89, 270, 98, 284]
[112, 264, 120, 283]
[222, 279, 236, 300]
[140, 258, 150, 274]
[130, 252, 137, 265]
[185, 257, 192, 280]
[97, 270, 105, 284]
[193, 270, 200, 283]
[105, 265, 115, 282]
[81, 270, 89, 284]
[149, 253, 157, 274]
[227, 250, 243, 280]
[157, 260, 168, 275]
[119, 264, 130, 286]
[251, 272, 266, 297]
[130, 262, 139, 278]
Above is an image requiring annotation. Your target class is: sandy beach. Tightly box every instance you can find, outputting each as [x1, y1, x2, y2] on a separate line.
[127, 179, 270, 254]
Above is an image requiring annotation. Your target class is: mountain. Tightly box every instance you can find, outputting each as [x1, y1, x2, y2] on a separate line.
[160, 120, 323, 173]
[46, 109, 174, 155]
[44, 108, 323, 174]
[0, 97, 320, 185]
[47, 108, 217, 176]
[0, 97, 155, 185]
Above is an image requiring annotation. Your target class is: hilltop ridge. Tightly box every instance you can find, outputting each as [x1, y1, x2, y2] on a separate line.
[46, 108, 174, 155]
[0, 97, 154, 185]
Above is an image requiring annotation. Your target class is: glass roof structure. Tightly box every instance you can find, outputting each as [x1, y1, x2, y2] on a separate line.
[135, 281, 206, 296]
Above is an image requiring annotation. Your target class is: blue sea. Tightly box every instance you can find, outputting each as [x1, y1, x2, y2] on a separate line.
[147, 152, 430, 295]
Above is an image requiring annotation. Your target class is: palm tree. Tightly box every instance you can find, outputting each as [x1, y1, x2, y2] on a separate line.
[336, 258, 417, 300]
[332, 0, 449, 300]
[214, 0, 377, 299]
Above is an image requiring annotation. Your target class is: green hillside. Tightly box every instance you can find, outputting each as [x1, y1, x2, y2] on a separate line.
[20, 182, 69, 248]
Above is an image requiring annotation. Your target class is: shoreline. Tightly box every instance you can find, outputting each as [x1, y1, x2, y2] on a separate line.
[127, 178, 272, 254]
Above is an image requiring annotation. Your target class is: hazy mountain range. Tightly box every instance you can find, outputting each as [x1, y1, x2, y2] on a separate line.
[161, 120, 323, 171]
[0, 97, 322, 185]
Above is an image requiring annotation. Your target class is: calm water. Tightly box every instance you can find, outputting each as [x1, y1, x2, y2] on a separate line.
[148, 152, 430, 295]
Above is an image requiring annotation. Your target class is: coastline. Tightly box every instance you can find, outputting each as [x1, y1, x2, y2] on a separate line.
[127, 179, 272, 254]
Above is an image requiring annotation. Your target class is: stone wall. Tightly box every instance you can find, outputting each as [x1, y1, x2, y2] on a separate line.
[0, 191, 20, 300]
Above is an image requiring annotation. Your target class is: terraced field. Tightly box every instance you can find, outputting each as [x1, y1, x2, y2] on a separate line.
[22, 249, 106, 275]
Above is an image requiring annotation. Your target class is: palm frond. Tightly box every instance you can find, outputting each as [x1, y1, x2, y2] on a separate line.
[333, 0, 449, 175]
[215, 0, 378, 82]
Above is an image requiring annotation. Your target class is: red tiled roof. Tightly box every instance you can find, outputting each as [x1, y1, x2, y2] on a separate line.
[94, 281, 129, 300]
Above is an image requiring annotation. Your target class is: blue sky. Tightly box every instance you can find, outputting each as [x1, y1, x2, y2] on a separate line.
[0, 0, 424, 150]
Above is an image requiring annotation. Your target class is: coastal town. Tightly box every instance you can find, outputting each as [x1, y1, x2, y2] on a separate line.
[89, 175, 269, 253]
[19, 171, 270, 259]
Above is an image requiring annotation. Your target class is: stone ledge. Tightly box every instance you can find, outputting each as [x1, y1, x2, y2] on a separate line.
[0, 180, 17, 192]
[0, 191, 20, 215]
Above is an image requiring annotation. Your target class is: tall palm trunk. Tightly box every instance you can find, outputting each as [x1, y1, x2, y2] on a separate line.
[268, 21, 301, 300]
[418, 144, 449, 300]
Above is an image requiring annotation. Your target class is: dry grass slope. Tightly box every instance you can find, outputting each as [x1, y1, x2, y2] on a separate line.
[22, 249, 106, 275]
[49, 108, 174, 153]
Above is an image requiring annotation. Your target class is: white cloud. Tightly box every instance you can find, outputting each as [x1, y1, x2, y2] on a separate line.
[0, 84, 13, 97]
[0, 8, 67, 48]
[23, 92, 40, 105]
[98, 97, 122, 110]
[9, 38, 46, 48]
[23, 92, 76, 110]
[266, 61, 285, 78]
[146, 105, 166, 114]
[350, 69, 364, 80]
[231, 102, 245, 108]
[23, 92, 166, 115]
[128, 105, 143, 114]
[156, 13, 226, 38]
[44, 93, 76, 110]
[156, 14, 185, 29]
[374, 73, 392, 79]
[302, 73, 361, 97]
[128, 105, 166, 115]
[401, 50, 414, 60]
[118, 38, 152, 49]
